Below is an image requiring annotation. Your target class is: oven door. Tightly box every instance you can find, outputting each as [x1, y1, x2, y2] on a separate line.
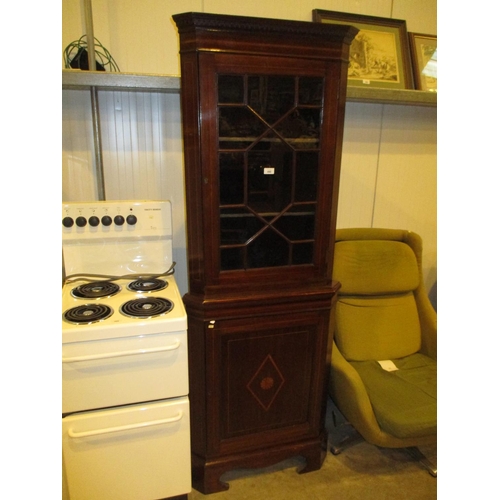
[62, 329, 188, 414]
[62, 397, 191, 500]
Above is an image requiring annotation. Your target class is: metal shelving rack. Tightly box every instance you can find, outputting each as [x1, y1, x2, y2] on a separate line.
[62, 70, 436, 106]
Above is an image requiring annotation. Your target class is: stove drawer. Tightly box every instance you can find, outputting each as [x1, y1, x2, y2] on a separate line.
[62, 330, 188, 414]
[62, 397, 191, 500]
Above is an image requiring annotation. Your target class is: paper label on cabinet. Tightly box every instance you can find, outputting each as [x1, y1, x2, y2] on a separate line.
[264, 167, 275, 175]
[378, 360, 399, 372]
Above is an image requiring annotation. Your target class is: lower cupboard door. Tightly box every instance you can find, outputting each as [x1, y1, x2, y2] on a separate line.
[62, 397, 191, 500]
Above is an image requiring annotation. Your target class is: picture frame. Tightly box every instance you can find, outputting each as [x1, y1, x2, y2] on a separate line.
[408, 33, 437, 92]
[312, 9, 414, 89]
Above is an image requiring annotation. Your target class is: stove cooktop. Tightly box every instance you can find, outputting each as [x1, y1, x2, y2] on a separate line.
[62, 275, 187, 343]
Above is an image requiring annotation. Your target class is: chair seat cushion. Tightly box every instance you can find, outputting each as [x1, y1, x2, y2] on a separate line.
[350, 353, 437, 439]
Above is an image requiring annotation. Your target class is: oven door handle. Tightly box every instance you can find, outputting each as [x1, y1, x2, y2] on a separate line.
[68, 411, 184, 438]
[62, 340, 181, 363]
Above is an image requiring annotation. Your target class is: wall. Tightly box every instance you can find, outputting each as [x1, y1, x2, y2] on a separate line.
[62, 0, 437, 300]
[62, 0, 436, 76]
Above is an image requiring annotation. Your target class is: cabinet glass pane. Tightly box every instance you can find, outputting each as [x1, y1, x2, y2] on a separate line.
[247, 137, 292, 213]
[273, 208, 315, 241]
[247, 76, 295, 124]
[218, 75, 244, 103]
[295, 152, 319, 201]
[220, 208, 264, 245]
[218, 73, 324, 271]
[221, 247, 245, 270]
[247, 228, 289, 268]
[298, 77, 324, 105]
[292, 242, 314, 264]
[220, 153, 245, 205]
[274, 109, 321, 149]
[219, 107, 267, 149]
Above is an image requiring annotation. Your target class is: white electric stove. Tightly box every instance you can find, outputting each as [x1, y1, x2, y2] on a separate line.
[61, 200, 190, 500]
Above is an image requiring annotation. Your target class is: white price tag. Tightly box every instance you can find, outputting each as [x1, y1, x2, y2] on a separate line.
[377, 360, 399, 372]
[263, 167, 275, 175]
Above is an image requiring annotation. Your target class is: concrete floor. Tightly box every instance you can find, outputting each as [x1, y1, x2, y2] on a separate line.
[188, 398, 437, 499]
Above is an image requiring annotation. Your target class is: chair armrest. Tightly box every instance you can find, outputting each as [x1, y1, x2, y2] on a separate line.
[405, 231, 437, 360]
[330, 341, 383, 443]
[415, 286, 437, 360]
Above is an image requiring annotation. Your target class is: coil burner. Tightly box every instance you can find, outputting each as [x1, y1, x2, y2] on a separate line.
[119, 297, 174, 319]
[71, 281, 121, 299]
[127, 278, 168, 293]
[63, 304, 113, 324]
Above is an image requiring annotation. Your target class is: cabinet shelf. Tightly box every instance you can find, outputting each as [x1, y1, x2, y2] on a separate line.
[220, 137, 318, 143]
[62, 70, 436, 106]
[220, 211, 315, 218]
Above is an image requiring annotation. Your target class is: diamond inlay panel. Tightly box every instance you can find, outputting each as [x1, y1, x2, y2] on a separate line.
[247, 355, 285, 411]
[221, 324, 315, 439]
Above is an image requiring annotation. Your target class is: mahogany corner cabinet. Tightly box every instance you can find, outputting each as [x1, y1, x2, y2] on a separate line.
[173, 12, 358, 494]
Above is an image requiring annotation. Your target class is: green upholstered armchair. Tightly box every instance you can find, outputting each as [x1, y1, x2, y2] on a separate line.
[329, 228, 437, 475]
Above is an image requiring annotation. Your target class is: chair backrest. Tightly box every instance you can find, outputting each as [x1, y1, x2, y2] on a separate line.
[333, 229, 422, 361]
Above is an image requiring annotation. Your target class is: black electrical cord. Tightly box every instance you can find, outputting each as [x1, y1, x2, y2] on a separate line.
[64, 262, 176, 285]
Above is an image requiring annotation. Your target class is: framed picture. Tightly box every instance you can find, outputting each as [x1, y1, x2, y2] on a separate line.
[313, 9, 414, 89]
[408, 33, 437, 92]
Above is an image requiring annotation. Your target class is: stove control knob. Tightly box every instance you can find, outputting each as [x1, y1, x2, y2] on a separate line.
[114, 215, 125, 226]
[126, 214, 137, 225]
[89, 216, 100, 227]
[101, 215, 112, 226]
[62, 217, 74, 228]
[76, 216, 87, 227]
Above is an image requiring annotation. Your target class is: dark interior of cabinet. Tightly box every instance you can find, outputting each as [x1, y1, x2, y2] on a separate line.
[218, 74, 323, 271]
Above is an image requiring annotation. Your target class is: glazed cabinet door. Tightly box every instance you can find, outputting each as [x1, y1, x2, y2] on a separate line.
[196, 52, 344, 289]
[205, 310, 330, 456]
